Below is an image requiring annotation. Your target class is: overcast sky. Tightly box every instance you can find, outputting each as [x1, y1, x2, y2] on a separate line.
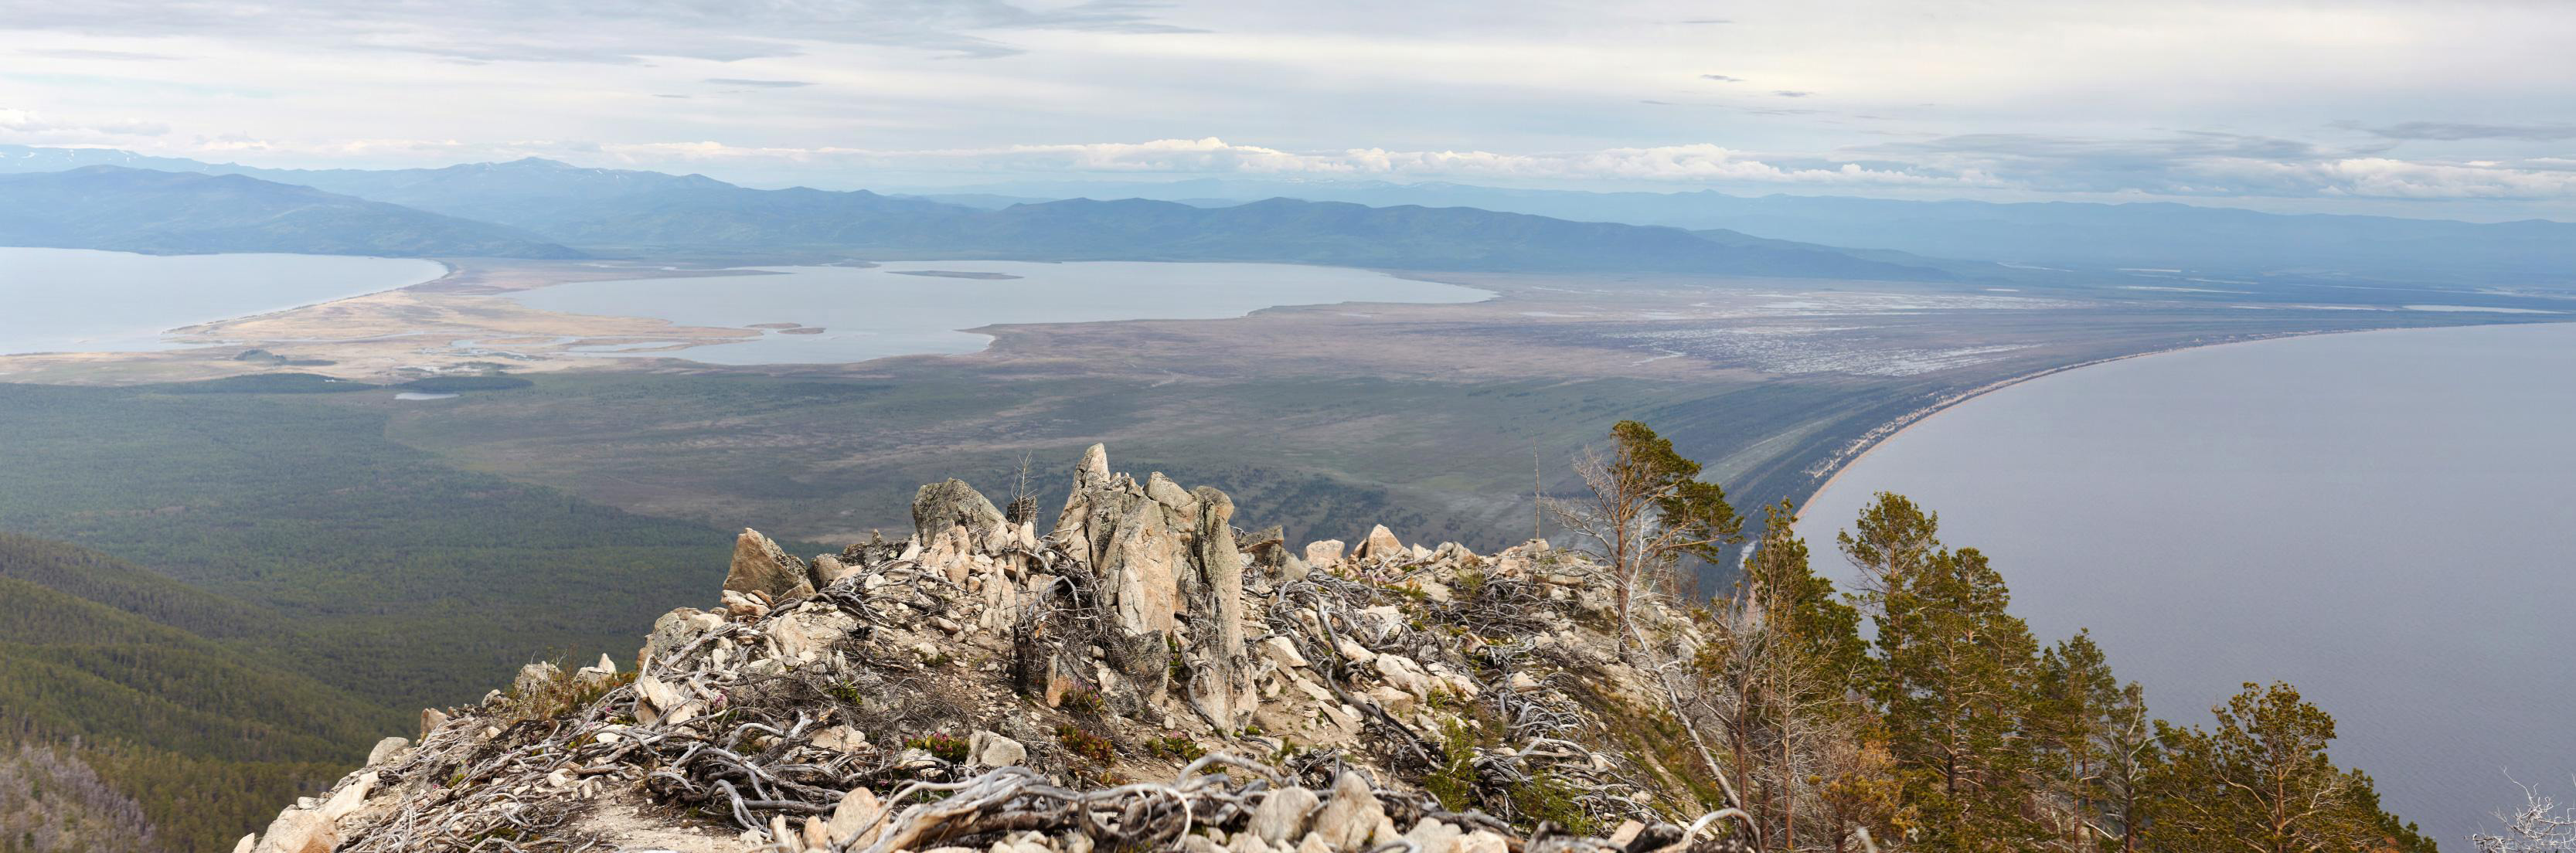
[5, 0, 2574, 219]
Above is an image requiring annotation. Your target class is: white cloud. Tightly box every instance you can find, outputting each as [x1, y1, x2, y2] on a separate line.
[590, 138, 1996, 187]
[0, 109, 168, 138]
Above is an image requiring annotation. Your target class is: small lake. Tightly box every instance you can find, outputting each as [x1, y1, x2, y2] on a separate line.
[1798, 321, 2576, 845]
[502, 260, 1492, 365]
[0, 247, 446, 355]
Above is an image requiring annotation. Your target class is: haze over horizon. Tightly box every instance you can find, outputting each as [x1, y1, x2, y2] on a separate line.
[6, 0, 2576, 222]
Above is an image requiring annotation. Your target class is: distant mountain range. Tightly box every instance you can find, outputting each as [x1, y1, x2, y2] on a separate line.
[901, 177, 2576, 287]
[7, 144, 2571, 287]
[0, 167, 585, 258]
[0, 151, 1953, 278]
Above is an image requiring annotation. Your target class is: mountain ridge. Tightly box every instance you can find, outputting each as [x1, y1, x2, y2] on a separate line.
[0, 166, 587, 259]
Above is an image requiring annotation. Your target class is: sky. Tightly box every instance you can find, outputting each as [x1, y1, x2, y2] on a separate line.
[5, 0, 2575, 219]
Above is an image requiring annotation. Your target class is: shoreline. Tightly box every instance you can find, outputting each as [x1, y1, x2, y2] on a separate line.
[1795, 319, 2574, 511]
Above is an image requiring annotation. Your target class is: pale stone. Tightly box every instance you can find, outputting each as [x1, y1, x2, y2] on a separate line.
[1333, 638, 1376, 665]
[1185, 485, 1254, 729]
[726, 528, 812, 599]
[1607, 821, 1645, 846]
[811, 726, 868, 752]
[914, 479, 1006, 545]
[1404, 820, 1462, 853]
[825, 788, 885, 845]
[1304, 540, 1346, 566]
[1354, 525, 1404, 561]
[1295, 834, 1332, 853]
[1228, 828, 1276, 853]
[1367, 816, 1402, 849]
[250, 811, 333, 853]
[810, 553, 849, 588]
[511, 661, 561, 697]
[1259, 636, 1309, 669]
[1367, 685, 1417, 715]
[969, 730, 1028, 767]
[233, 834, 256, 853]
[419, 708, 450, 740]
[318, 775, 374, 822]
[1311, 772, 1384, 851]
[1456, 831, 1509, 853]
[364, 736, 408, 766]
[1247, 786, 1320, 845]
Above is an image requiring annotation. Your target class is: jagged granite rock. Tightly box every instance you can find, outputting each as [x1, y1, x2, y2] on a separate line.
[1185, 485, 1255, 729]
[725, 528, 810, 599]
[1351, 525, 1405, 562]
[246, 448, 1724, 853]
[914, 478, 1006, 545]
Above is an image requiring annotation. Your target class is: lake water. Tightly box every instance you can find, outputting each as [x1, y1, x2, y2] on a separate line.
[1798, 321, 2576, 845]
[502, 260, 1492, 365]
[0, 247, 446, 355]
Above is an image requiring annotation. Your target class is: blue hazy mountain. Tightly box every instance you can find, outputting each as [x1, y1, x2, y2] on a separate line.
[0, 151, 1952, 278]
[0, 167, 585, 258]
[893, 177, 2576, 287]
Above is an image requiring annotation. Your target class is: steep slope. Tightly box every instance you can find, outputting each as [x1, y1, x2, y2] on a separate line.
[0, 534, 408, 852]
[0, 167, 584, 258]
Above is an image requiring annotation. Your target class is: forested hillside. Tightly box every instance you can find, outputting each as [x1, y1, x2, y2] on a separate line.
[0, 535, 402, 852]
[0, 381, 742, 709]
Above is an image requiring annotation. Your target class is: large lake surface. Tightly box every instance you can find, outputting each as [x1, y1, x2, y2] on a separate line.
[1799, 321, 2576, 845]
[0, 247, 445, 355]
[504, 260, 1491, 365]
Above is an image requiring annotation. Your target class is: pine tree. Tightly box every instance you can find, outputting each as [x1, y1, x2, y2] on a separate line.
[1868, 539, 2047, 852]
[2032, 630, 2155, 851]
[2145, 681, 2431, 853]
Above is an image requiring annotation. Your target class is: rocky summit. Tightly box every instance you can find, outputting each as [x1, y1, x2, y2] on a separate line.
[237, 446, 1764, 853]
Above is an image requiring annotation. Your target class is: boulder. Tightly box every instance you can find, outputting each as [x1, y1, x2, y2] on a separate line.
[1304, 540, 1346, 566]
[419, 708, 450, 740]
[913, 479, 1006, 546]
[809, 553, 849, 588]
[250, 810, 334, 853]
[364, 736, 408, 766]
[1405, 821, 1463, 853]
[1258, 636, 1309, 670]
[969, 730, 1027, 767]
[1247, 786, 1319, 845]
[638, 607, 707, 670]
[825, 788, 885, 846]
[1352, 525, 1404, 561]
[511, 661, 560, 697]
[1457, 831, 1509, 853]
[725, 528, 812, 599]
[1312, 773, 1385, 851]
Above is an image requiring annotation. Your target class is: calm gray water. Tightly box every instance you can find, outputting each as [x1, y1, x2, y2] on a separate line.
[504, 260, 1492, 365]
[0, 247, 446, 355]
[1799, 321, 2576, 845]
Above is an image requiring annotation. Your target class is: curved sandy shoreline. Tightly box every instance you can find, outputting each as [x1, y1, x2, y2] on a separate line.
[1797, 319, 2576, 512]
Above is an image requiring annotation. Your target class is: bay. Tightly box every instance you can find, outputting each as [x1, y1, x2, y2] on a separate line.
[501, 260, 1492, 365]
[1799, 321, 2576, 845]
[0, 247, 445, 355]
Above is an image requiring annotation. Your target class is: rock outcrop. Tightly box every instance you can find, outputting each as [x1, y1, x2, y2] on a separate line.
[245, 446, 1751, 853]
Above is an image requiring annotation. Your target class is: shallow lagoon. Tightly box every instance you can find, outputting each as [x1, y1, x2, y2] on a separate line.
[502, 260, 1492, 365]
[1800, 321, 2576, 845]
[0, 247, 445, 355]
